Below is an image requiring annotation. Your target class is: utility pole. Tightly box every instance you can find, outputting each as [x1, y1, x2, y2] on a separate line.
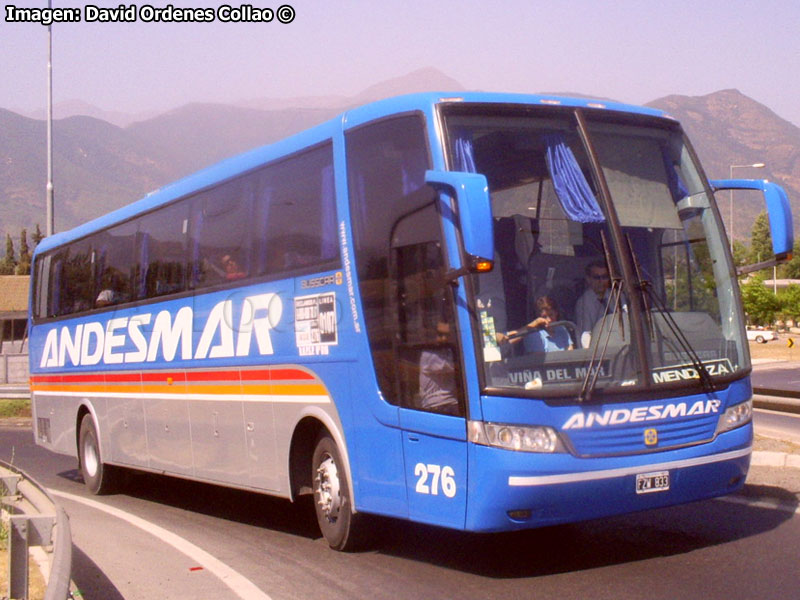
[46, 0, 54, 236]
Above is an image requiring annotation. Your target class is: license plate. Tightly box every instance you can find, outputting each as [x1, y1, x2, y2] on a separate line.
[636, 470, 670, 494]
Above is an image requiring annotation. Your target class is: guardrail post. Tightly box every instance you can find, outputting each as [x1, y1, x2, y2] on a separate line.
[6, 512, 57, 600]
[9, 515, 29, 600]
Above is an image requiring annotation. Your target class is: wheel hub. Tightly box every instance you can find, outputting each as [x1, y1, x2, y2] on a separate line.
[83, 439, 99, 478]
[315, 453, 342, 522]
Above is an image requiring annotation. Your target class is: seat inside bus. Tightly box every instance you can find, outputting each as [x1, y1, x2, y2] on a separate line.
[492, 214, 607, 332]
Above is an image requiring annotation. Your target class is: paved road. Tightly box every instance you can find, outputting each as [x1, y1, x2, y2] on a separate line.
[752, 360, 800, 400]
[754, 407, 800, 445]
[2, 423, 799, 600]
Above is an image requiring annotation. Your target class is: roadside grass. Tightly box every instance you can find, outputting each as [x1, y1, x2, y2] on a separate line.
[1, 514, 6, 550]
[0, 519, 7, 593]
[0, 398, 31, 418]
[0, 518, 6, 592]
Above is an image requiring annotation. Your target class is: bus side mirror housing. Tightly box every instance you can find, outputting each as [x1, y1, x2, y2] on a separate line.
[711, 179, 794, 260]
[425, 170, 494, 268]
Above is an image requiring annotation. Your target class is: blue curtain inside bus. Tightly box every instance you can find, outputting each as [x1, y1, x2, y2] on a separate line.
[453, 131, 477, 173]
[543, 133, 605, 223]
[662, 148, 689, 202]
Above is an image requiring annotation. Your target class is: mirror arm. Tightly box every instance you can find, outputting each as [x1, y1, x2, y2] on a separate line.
[736, 256, 791, 276]
[444, 266, 470, 285]
[444, 255, 493, 284]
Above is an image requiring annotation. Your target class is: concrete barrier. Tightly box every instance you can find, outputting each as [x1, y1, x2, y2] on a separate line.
[0, 354, 29, 384]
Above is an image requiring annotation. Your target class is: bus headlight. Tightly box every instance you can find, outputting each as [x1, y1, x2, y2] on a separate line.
[716, 399, 753, 434]
[468, 421, 564, 453]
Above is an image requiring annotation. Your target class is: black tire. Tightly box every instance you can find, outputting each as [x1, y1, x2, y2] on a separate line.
[756, 335, 765, 344]
[79, 414, 115, 495]
[311, 432, 365, 551]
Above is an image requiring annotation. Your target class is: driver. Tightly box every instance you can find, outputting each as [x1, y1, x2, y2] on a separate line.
[519, 295, 574, 352]
[576, 260, 612, 348]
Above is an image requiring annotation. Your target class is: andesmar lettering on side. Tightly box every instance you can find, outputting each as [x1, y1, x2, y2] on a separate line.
[39, 293, 281, 368]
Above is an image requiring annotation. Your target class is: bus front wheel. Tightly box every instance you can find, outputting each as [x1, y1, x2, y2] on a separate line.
[79, 414, 115, 495]
[311, 432, 364, 551]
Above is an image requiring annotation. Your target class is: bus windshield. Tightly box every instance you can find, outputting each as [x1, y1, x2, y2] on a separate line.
[443, 106, 746, 398]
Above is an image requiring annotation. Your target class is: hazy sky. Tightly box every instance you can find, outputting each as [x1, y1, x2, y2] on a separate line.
[3, 0, 800, 126]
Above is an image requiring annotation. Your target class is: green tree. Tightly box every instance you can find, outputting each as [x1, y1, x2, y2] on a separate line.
[747, 211, 773, 277]
[731, 239, 749, 268]
[778, 284, 800, 321]
[740, 274, 780, 326]
[0, 233, 16, 275]
[31, 223, 45, 248]
[778, 239, 800, 279]
[16, 228, 31, 275]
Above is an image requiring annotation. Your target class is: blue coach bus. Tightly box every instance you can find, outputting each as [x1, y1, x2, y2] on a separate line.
[29, 93, 793, 550]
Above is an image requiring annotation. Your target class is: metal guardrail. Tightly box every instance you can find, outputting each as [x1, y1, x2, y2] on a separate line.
[0, 385, 30, 400]
[1, 460, 72, 600]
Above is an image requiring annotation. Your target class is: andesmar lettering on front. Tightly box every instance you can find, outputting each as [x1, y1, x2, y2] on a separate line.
[39, 293, 282, 368]
[562, 399, 722, 430]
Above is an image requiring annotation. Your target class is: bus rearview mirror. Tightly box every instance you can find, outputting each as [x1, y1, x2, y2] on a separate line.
[711, 178, 794, 259]
[425, 170, 494, 266]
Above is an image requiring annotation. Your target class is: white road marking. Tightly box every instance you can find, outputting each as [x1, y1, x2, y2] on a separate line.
[50, 490, 272, 600]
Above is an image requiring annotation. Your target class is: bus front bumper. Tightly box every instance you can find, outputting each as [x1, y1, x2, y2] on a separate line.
[465, 424, 752, 532]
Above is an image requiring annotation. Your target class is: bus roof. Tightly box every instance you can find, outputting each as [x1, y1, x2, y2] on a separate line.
[34, 92, 670, 256]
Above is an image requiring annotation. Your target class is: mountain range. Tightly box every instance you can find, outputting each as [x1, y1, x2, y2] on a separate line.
[2, 67, 799, 246]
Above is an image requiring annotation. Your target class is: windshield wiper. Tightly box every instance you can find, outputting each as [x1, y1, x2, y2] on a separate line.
[578, 232, 625, 403]
[638, 280, 715, 393]
[578, 277, 625, 403]
[626, 236, 715, 393]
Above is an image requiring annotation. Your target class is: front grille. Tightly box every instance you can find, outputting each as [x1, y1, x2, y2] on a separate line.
[565, 413, 719, 457]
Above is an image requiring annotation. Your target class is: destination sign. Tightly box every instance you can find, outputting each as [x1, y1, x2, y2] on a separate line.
[651, 358, 733, 383]
[507, 361, 611, 388]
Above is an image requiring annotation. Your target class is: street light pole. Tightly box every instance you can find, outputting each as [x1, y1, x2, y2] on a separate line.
[728, 162, 765, 253]
[46, 0, 54, 236]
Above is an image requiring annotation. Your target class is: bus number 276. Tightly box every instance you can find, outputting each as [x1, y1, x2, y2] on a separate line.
[414, 463, 457, 498]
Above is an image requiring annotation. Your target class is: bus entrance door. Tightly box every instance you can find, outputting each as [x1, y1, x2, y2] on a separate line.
[399, 408, 468, 529]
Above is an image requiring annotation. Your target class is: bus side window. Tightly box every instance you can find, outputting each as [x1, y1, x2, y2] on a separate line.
[190, 182, 253, 287]
[93, 221, 137, 306]
[56, 241, 94, 315]
[139, 202, 189, 298]
[257, 145, 338, 276]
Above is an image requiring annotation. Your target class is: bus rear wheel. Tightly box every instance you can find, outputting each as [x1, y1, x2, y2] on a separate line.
[79, 414, 115, 495]
[311, 432, 365, 551]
